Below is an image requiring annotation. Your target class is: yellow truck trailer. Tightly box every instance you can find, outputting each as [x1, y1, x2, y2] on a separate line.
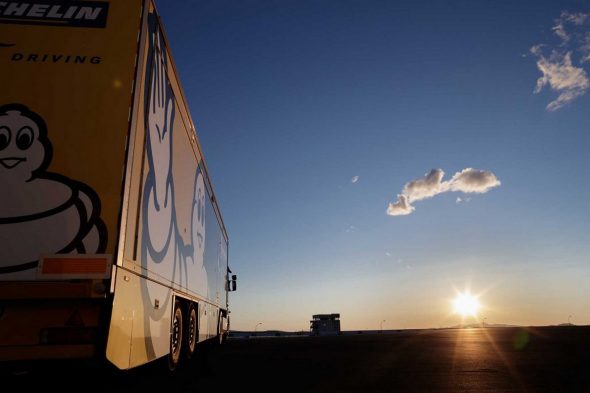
[0, 0, 235, 370]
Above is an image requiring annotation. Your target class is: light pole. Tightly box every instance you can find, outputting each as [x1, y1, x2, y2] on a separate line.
[380, 319, 386, 333]
[568, 315, 572, 325]
[255, 322, 262, 336]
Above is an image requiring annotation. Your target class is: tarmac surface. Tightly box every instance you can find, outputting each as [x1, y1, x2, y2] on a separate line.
[5, 326, 590, 392]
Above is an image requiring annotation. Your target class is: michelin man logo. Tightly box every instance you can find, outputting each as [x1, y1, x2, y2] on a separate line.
[0, 103, 107, 278]
[141, 14, 208, 355]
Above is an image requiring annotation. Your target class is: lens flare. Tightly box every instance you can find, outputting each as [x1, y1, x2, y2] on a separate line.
[453, 292, 480, 317]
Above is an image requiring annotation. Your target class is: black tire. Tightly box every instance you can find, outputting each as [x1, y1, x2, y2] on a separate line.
[184, 303, 197, 359]
[168, 299, 183, 371]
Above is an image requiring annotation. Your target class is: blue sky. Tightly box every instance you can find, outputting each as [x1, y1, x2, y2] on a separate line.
[157, 1, 590, 331]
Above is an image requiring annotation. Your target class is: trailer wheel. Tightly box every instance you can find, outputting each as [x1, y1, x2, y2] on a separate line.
[168, 300, 183, 371]
[184, 303, 197, 359]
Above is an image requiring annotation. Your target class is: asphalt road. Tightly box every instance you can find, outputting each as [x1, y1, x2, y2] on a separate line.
[5, 326, 590, 392]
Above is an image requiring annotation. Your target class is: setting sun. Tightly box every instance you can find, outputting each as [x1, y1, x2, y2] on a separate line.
[453, 292, 480, 317]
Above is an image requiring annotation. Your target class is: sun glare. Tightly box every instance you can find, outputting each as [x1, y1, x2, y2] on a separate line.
[453, 292, 480, 317]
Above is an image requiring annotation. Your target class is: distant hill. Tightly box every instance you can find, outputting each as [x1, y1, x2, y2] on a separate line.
[229, 330, 309, 338]
[229, 323, 583, 338]
[446, 323, 519, 329]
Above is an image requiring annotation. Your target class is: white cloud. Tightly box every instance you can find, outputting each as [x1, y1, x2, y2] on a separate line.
[532, 51, 589, 111]
[561, 11, 589, 26]
[386, 194, 415, 216]
[552, 12, 589, 44]
[531, 10, 590, 110]
[580, 33, 590, 63]
[351, 175, 359, 183]
[386, 168, 500, 216]
[448, 168, 501, 193]
[553, 22, 569, 43]
[456, 196, 472, 204]
[530, 44, 544, 56]
[402, 169, 447, 202]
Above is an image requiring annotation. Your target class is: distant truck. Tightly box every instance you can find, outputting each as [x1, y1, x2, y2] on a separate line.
[0, 0, 236, 371]
[310, 314, 341, 336]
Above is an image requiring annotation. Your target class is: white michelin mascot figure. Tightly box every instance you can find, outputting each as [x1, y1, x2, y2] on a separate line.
[141, 18, 209, 355]
[185, 170, 208, 295]
[0, 103, 106, 279]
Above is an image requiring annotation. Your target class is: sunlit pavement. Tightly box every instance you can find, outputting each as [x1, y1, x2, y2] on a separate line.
[4, 326, 590, 392]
